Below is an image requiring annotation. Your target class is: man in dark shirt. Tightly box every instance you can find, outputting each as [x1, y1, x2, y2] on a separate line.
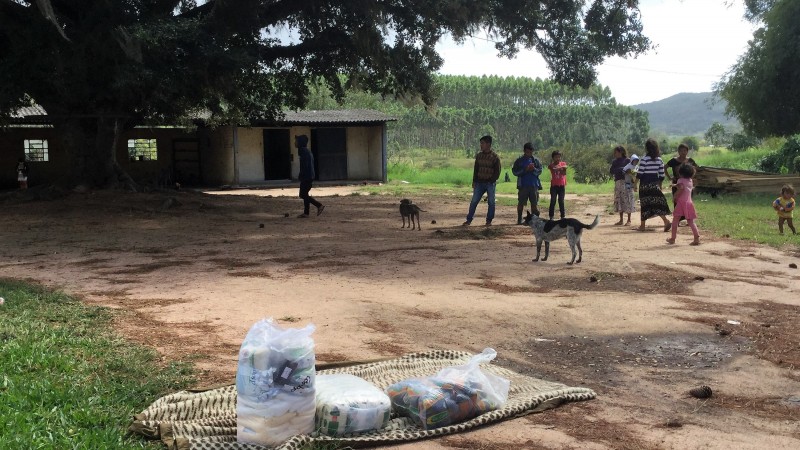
[296, 135, 324, 218]
[463, 135, 501, 226]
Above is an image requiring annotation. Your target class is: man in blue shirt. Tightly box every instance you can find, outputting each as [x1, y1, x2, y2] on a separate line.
[512, 142, 543, 224]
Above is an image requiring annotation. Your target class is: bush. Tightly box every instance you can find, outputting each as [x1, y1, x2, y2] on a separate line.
[554, 144, 620, 184]
[758, 134, 800, 173]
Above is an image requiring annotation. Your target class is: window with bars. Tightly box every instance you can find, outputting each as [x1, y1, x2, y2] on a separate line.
[128, 139, 158, 161]
[24, 139, 49, 162]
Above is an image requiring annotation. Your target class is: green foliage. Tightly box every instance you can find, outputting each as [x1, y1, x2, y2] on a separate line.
[704, 122, 730, 147]
[0, 279, 194, 449]
[694, 146, 775, 171]
[730, 132, 762, 152]
[551, 144, 619, 184]
[681, 136, 700, 151]
[758, 134, 800, 173]
[717, 0, 800, 137]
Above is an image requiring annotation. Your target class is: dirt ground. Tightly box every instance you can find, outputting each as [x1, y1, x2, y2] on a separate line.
[2, 185, 800, 449]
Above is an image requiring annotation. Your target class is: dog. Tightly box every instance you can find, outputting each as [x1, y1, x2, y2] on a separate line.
[399, 199, 425, 230]
[522, 211, 599, 264]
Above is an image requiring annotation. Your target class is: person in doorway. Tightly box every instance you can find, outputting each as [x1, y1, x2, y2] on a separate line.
[463, 135, 501, 226]
[512, 142, 543, 224]
[16, 157, 29, 190]
[295, 135, 324, 218]
[547, 151, 568, 220]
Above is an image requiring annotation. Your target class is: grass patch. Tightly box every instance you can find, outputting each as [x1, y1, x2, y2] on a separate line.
[0, 279, 194, 449]
[693, 146, 774, 171]
[695, 193, 799, 249]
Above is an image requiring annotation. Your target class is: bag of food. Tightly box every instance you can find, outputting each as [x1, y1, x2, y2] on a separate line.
[385, 348, 509, 430]
[236, 318, 316, 446]
[315, 374, 391, 436]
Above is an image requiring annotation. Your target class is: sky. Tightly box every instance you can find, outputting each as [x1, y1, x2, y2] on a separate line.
[435, 0, 757, 106]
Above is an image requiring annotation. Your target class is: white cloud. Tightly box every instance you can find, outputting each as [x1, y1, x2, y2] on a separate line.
[436, 0, 756, 105]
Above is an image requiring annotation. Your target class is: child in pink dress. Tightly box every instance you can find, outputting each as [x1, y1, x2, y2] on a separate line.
[667, 164, 700, 245]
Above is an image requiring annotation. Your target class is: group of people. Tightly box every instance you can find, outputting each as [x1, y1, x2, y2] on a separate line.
[462, 135, 567, 227]
[610, 139, 701, 245]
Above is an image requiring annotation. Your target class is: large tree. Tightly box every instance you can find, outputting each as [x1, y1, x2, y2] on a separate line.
[716, 0, 800, 138]
[0, 0, 650, 188]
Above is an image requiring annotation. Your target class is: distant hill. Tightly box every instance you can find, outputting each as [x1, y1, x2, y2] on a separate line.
[632, 92, 741, 137]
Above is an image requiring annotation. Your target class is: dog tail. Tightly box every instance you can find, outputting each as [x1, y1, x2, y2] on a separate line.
[586, 215, 600, 230]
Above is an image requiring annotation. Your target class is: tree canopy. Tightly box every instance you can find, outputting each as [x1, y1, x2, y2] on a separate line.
[0, 0, 651, 188]
[716, 0, 800, 138]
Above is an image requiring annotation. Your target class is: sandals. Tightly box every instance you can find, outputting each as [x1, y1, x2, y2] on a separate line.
[663, 222, 671, 232]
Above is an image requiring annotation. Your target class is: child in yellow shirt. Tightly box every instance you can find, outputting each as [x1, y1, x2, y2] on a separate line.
[772, 184, 796, 235]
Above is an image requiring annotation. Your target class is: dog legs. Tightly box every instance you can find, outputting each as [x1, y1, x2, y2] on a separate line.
[402, 216, 408, 228]
[575, 238, 583, 264]
[414, 213, 421, 230]
[542, 241, 550, 261]
[533, 239, 543, 261]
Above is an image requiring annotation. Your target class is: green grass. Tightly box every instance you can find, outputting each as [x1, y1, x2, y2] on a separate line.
[693, 146, 774, 171]
[693, 193, 799, 248]
[0, 279, 195, 449]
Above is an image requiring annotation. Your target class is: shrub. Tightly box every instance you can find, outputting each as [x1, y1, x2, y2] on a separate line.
[758, 134, 800, 173]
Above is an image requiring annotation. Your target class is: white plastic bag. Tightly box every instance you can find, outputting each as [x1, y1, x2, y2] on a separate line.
[386, 348, 510, 429]
[315, 374, 391, 436]
[236, 318, 316, 446]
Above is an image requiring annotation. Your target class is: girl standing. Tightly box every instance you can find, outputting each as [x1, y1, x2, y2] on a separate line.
[666, 164, 700, 245]
[636, 138, 671, 231]
[666, 143, 698, 223]
[547, 151, 568, 220]
[610, 146, 632, 225]
[773, 184, 796, 235]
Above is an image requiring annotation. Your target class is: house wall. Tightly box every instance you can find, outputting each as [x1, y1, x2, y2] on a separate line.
[236, 127, 265, 183]
[203, 126, 234, 185]
[119, 128, 197, 185]
[346, 125, 385, 180]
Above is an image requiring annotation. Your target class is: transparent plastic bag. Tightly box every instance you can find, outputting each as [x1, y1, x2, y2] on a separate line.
[236, 318, 316, 446]
[315, 374, 391, 436]
[386, 348, 510, 429]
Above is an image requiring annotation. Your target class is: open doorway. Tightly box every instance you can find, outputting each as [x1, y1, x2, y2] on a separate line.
[310, 128, 347, 181]
[263, 129, 291, 180]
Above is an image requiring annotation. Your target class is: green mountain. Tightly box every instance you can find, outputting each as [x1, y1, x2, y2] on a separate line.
[633, 92, 741, 137]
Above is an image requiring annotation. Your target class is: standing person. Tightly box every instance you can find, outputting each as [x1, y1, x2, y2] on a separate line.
[636, 138, 671, 231]
[16, 157, 29, 190]
[773, 184, 797, 235]
[463, 135, 501, 226]
[295, 135, 324, 218]
[610, 145, 631, 225]
[666, 143, 698, 224]
[547, 151, 568, 220]
[666, 164, 700, 245]
[512, 142, 543, 224]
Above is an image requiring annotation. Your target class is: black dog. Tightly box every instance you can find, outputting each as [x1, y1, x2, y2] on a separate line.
[399, 199, 425, 230]
[522, 211, 599, 264]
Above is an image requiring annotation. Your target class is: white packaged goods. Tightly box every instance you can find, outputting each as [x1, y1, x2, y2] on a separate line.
[315, 374, 391, 436]
[236, 318, 316, 446]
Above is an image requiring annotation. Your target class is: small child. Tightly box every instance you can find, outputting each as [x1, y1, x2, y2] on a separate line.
[16, 157, 29, 190]
[547, 151, 568, 220]
[621, 154, 640, 191]
[666, 164, 700, 245]
[773, 184, 796, 235]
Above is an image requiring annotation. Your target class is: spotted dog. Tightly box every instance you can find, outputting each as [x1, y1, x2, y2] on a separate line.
[399, 199, 425, 230]
[522, 211, 600, 264]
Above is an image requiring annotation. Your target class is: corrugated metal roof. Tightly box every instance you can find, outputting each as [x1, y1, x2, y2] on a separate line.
[6, 105, 396, 125]
[278, 109, 396, 124]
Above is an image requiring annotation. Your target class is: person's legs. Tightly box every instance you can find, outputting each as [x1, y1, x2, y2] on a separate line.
[778, 217, 785, 234]
[299, 180, 312, 216]
[787, 218, 797, 234]
[517, 188, 525, 224]
[486, 183, 496, 224]
[661, 214, 671, 232]
[625, 213, 631, 225]
[616, 212, 624, 225]
[556, 186, 565, 218]
[667, 218, 678, 244]
[548, 186, 557, 219]
[688, 219, 700, 244]
[531, 187, 540, 216]
[465, 184, 486, 224]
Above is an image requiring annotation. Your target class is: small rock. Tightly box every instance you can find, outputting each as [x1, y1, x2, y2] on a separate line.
[431, 220, 437, 224]
[259, 223, 264, 228]
[284, 213, 290, 218]
[790, 263, 797, 269]
[694, 276, 705, 281]
[665, 418, 683, 428]
[760, 323, 771, 328]
[589, 275, 598, 283]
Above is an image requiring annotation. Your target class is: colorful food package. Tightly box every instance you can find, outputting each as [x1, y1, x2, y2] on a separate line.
[386, 348, 509, 430]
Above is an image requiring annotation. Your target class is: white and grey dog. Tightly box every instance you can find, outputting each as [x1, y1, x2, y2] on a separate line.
[522, 211, 600, 264]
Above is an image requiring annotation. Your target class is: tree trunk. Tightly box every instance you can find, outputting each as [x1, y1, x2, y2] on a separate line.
[54, 117, 138, 190]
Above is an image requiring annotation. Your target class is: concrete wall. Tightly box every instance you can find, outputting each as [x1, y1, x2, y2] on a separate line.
[236, 127, 265, 183]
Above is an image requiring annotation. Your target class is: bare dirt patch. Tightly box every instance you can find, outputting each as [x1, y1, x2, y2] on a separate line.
[2, 188, 799, 449]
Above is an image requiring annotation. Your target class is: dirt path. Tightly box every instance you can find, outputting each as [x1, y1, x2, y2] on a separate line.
[1, 187, 799, 449]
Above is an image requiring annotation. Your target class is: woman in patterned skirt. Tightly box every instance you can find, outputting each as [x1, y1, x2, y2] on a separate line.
[636, 138, 671, 231]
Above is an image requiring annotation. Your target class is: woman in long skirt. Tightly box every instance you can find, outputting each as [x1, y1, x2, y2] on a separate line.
[636, 138, 671, 231]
